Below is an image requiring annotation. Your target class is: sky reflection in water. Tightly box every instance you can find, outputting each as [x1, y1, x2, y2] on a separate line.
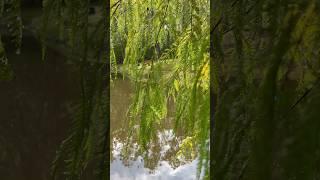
[111, 129, 198, 180]
[111, 156, 198, 180]
[111, 79, 198, 180]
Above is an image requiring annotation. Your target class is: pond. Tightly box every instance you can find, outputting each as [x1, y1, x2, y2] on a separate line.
[110, 77, 199, 180]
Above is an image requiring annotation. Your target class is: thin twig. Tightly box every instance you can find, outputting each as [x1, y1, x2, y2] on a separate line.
[111, 0, 121, 9]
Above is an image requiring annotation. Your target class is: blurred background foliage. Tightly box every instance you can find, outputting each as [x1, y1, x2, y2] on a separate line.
[1, 0, 110, 179]
[211, 0, 320, 179]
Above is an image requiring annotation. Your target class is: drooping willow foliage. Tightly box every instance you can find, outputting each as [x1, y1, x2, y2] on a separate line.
[111, 0, 210, 179]
[41, 0, 110, 179]
[3, 0, 319, 179]
[211, 0, 320, 179]
[1, 0, 110, 179]
[0, 0, 21, 81]
[1, 0, 210, 179]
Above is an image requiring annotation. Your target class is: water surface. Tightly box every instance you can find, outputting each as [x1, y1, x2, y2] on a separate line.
[110, 78, 198, 180]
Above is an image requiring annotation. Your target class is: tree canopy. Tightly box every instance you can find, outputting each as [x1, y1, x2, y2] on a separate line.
[211, 0, 320, 179]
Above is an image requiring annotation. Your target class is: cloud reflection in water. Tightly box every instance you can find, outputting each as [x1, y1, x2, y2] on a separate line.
[111, 156, 198, 180]
[111, 129, 198, 180]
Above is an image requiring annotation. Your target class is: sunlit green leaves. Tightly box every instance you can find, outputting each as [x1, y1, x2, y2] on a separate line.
[111, 0, 210, 179]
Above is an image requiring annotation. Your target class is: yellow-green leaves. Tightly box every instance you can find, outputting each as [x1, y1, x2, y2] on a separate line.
[199, 54, 210, 89]
[177, 136, 197, 160]
[112, 0, 209, 179]
[174, 79, 180, 92]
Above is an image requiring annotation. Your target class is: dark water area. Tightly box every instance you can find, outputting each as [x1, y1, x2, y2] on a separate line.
[0, 35, 80, 180]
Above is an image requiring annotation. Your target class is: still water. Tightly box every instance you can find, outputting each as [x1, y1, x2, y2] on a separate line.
[110, 78, 198, 180]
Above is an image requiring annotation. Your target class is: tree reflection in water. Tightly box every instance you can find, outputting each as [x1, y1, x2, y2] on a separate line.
[111, 78, 199, 179]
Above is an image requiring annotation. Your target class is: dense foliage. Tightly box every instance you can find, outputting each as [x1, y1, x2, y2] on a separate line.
[1, 0, 110, 179]
[0, 0, 21, 82]
[2, 0, 210, 179]
[3, 0, 319, 179]
[111, 0, 210, 179]
[211, 0, 320, 179]
[42, 0, 110, 179]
